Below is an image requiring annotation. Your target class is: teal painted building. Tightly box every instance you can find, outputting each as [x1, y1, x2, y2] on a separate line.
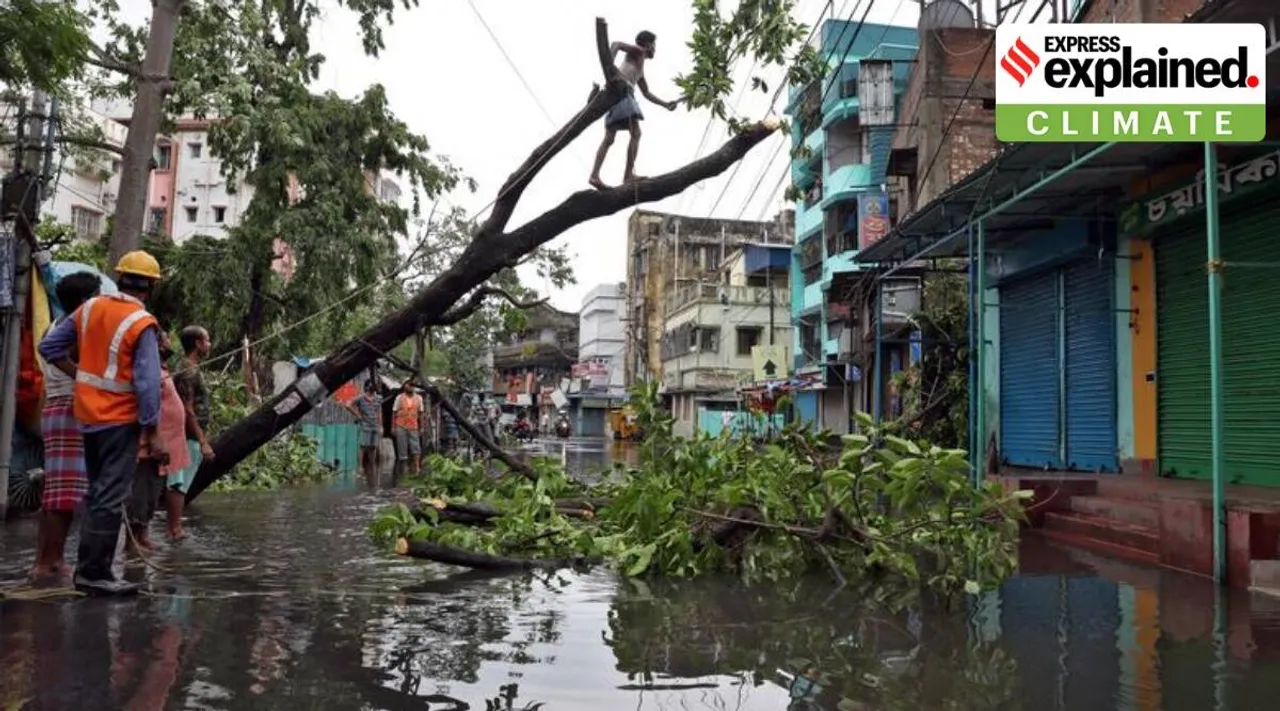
[785, 19, 917, 429]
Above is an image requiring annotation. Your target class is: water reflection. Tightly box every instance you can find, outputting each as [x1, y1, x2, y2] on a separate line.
[1, 483, 1279, 709]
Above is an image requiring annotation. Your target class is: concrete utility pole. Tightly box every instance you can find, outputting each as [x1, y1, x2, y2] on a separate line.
[0, 91, 52, 519]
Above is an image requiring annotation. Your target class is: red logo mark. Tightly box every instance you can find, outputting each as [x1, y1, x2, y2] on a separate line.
[1000, 37, 1041, 87]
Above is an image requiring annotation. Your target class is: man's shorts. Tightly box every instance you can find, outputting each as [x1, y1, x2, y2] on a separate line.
[394, 427, 421, 459]
[358, 428, 379, 449]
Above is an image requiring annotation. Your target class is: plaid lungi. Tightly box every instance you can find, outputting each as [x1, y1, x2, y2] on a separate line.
[40, 394, 88, 512]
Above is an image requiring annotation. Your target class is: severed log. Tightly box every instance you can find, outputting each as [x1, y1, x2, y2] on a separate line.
[396, 538, 595, 571]
[184, 16, 781, 503]
[411, 498, 605, 527]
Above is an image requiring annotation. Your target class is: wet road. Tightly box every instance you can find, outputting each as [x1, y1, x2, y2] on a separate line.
[2, 439, 1280, 710]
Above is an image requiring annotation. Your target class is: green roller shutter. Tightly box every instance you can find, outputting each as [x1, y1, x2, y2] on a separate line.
[1156, 202, 1280, 486]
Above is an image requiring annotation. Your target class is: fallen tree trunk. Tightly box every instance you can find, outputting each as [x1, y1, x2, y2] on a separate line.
[185, 16, 779, 503]
[425, 384, 536, 481]
[395, 537, 594, 571]
[412, 497, 605, 526]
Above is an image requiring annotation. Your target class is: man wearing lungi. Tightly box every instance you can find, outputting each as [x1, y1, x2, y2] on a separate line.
[29, 271, 101, 584]
[588, 30, 680, 190]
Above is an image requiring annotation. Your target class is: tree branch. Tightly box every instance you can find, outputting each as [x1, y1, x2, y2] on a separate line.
[184, 20, 782, 503]
[424, 383, 538, 482]
[502, 119, 781, 256]
[0, 135, 126, 157]
[437, 287, 548, 327]
[474, 17, 624, 242]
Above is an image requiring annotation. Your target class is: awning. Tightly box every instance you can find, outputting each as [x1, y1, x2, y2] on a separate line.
[856, 141, 1197, 264]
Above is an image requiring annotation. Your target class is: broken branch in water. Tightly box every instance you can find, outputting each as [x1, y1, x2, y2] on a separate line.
[395, 537, 596, 571]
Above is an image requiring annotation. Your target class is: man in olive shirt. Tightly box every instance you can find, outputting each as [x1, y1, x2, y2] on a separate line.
[169, 326, 214, 539]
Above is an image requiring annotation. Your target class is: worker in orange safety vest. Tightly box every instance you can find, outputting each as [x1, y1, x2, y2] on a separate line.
[39, 250, 167, 596]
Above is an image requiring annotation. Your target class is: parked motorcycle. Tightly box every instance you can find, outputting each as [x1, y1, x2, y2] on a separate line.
[554, 417, 571, 439]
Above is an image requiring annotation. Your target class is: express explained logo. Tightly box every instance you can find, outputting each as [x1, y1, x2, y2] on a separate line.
[1002, 35, 1260, 97]
[994, 24, 1266, 142]
[999, 37, 1041, 87]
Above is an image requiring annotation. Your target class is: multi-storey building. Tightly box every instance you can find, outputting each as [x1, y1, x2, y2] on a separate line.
[489, 303, 580, 421]
[854, 0, 1280, 587]
[784, 16, 919, 432]
[623, 209, 793, 388]
[0, 101, 127, 241]
[571, 282, 627, 436]
[660, 244, 791, 438]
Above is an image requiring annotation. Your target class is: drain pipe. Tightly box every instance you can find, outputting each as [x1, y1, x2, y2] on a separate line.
[975, 220, 987, 484]
[873, 279, 883, 424]
[967, 224, 977, 479]
[1203, 141, 1227, 584]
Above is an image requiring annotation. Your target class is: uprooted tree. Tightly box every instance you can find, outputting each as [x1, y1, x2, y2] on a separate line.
[187, 12, 824, 501]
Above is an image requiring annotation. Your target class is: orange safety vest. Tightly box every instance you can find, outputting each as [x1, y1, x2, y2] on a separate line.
[71, 293, 159, 426]
[393, 393, 422, 430]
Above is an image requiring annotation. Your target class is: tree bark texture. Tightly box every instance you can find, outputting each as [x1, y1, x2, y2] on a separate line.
[185, 18, 780, 502]
[109, 0, 185, 268]
[395, 538, 592, 571]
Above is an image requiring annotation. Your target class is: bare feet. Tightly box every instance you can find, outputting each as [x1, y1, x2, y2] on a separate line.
[588, 176, 609, 191]
[168, 527, 186, 541]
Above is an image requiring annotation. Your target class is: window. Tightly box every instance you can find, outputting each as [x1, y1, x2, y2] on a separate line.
[185, 206, 198, 223]
[213, 206, 227, 223]
[110, 160, 121, 173]
[149, 207, 166, 233]
[71, 206, 101, 239]
[155, 144, 171, 170]
[736, 327, 762, 356]
[647, 222, 661, 237]
[188, 142, 203, 158]
[701, 327, 720, 354]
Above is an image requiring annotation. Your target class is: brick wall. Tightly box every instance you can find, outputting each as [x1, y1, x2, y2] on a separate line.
[1079, 0, 1208, 23]
[889, 27, 997, 220]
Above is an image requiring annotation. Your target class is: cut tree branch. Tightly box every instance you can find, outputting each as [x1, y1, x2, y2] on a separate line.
[437, 286, 548, 326]
[185, 17, 780, 502]
[423, 384, 537, 482]
[474, 17, 624, 242]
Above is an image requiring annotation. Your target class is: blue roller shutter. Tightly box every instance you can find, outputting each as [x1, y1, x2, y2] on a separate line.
[1000, 272, 1062, 469]
[1063, 260, 1118, 471]
[795, 390, 819, 427]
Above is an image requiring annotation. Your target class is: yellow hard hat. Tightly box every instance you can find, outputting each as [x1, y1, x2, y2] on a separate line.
[115, 250, 162, 280]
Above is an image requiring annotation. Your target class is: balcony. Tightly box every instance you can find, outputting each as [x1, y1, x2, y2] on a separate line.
[664, 283, 790, 317]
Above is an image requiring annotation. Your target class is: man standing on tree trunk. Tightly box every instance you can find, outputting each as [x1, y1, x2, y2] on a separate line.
[39, 250, 166, 596]
[588, 30, 680, 190]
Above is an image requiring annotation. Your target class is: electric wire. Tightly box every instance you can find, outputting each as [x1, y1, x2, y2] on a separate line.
[702, 0, 841, 218]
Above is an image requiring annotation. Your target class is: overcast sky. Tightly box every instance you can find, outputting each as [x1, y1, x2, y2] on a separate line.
[114, 0, 1021, 309]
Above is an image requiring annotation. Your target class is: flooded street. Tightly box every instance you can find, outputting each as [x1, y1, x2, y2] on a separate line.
[2, 439, 1280, 710]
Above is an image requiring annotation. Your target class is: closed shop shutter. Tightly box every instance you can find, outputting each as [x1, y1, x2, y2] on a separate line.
[1000, 271, 1063, 469]
[795, 390, 820, 426]
[579, 407, 606, 437]
[1156, 202, 1280, 486]
[1063, 260, 1118, 471]
[821, 389, 849, 434]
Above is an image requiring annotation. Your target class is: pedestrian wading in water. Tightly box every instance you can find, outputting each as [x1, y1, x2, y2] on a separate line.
[169, 324, 214, 539]
[39, 249, 167, 596]
[28, 271, 102, 585]
[588, 30, 680, 190]
[126, 329, 189, 553]
[347, 378, 383, 484]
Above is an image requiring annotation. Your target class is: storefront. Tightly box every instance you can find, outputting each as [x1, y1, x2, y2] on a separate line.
[1146, 154, 1280, 487]
[999, 257, 1118, 472]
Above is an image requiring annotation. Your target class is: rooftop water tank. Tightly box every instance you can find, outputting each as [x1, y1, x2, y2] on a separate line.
[919, 0, 976, 31]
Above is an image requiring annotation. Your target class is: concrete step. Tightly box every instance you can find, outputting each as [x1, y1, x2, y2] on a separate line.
[1068, 496, 1160, 529]
[1040, 511, 1161, 565]
[1095, 477, 1160, 501]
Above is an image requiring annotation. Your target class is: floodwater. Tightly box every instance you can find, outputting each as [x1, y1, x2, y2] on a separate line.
[1, 439, 1279, 710]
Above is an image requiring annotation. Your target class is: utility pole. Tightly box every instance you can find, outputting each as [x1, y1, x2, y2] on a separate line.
[0, 91, 51, 519]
